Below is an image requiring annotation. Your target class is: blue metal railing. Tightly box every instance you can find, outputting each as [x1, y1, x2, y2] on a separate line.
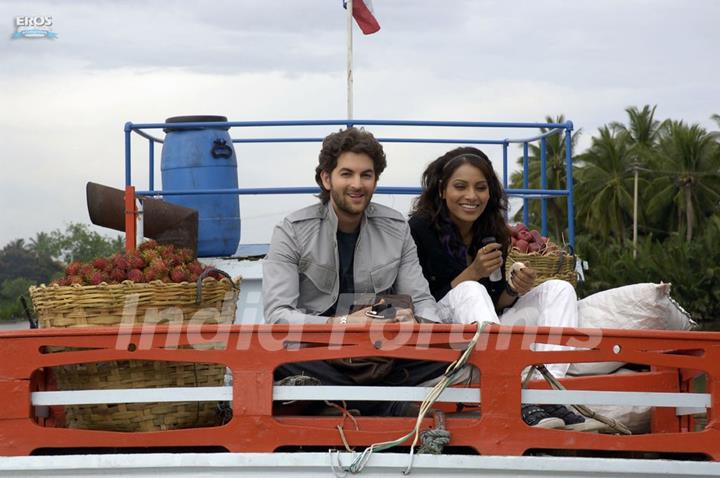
[123, 119, 575, 246]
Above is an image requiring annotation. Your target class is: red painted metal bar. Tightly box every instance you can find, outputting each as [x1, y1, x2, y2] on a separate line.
[124, 185, 137, 253]
[0, 324, 717, 458]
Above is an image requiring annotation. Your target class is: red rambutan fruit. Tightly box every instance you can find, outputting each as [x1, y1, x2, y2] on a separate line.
[65, 261, 83, 276]
[144, 264, 168, 282]
[110, 268, 127, 282]
[187, 261, 204, 275]
[57, 277, 72, 286]
[127, 268, 144, 283]
[79, 264, 95, 279]
[68, 275, 84, 285]
[138, 239, 158, 251]
[89, 271, 105, 285]
[157, 244, 175, 260]
[148, 258, 168, 273]
[169, 265, 189, 283]
[126, 252, 145, 270]
[92, 257, 110, 271]
[177, 248, 195, 264]
[142, 268, 157, 282]
[167, 253, 185, 268]
[140, 249, 160, 264]
[111, 254, 130, 271]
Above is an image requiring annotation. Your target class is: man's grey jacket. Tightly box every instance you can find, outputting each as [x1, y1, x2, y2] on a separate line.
[262, 201, 440, 324]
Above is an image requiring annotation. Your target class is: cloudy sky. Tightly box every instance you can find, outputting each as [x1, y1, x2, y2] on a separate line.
[0, 0, 718, 249]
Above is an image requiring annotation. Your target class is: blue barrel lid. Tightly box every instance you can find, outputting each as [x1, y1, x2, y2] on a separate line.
[164, 115, 229, 132]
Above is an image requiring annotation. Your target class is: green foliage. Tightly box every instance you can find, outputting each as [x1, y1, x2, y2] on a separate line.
[0, 223, 123, 321]
[644, 120, 720, 241]
[45, 223, 124, 264]
[610, 105, 662, 152]
[0, 239, 63, 285]
[575, 126, 636, 244]
[519, 106, 720, 326]
[0, 277, 36, 321]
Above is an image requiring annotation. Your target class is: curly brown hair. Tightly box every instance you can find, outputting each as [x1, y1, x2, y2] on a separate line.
[315, 127, 387, 203]
[410, 147, 511, 260]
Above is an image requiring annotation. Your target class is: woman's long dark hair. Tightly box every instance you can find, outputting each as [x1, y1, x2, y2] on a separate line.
[410, 147, 511, 263]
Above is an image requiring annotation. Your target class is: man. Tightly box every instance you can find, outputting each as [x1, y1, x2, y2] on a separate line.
[262, 127, 448, 416]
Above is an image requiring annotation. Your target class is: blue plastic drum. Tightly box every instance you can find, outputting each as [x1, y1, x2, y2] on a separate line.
[161, 115, 240, 257]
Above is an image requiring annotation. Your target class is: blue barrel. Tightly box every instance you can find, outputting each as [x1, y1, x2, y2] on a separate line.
[161, 115, 240, 257]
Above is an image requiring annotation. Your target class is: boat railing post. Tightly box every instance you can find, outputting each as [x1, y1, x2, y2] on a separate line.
[540, 137, 548, 237]
[148, 138, 155, 192]
[564, 122, 575, 248]
[522, 142, 530, 226]
[124, 185, 137, 253]
[502, 140, 510, 223]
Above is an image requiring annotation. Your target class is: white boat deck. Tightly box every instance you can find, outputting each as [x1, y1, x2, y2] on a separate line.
[1, 453, 719, 477]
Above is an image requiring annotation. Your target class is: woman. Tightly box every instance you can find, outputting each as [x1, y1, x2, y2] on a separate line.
[409, 147, 598, 430]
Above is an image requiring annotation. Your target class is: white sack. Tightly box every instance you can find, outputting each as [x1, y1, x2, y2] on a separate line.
[568, 283, 695, 376]
[585, 368, 652, 434]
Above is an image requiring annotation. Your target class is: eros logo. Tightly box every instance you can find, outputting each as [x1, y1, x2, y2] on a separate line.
[15, 16, 53, 27]
[12, 15, 57, 40]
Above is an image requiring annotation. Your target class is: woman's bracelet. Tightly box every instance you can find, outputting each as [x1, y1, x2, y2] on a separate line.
[505, 283, 519, 298]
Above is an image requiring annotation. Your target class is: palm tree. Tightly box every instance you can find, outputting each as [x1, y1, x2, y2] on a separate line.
[611, 105, 662, 156]
[509, 114, 581, 240]
[610, 105, 662, 251]
[28, 232, 58, 260]
[574, 126, 636, 244]
[645, 121, 720, 241]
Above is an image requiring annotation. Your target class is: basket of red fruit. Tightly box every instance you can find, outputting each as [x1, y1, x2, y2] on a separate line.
[506, 224, 576, 287]
[28, 240, 240, 432]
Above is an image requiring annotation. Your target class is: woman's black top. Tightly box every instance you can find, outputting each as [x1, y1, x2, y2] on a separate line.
[408, 215, 507, 306]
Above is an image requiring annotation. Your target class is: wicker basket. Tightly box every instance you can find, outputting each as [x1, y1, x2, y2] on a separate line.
[29, 277, 240, 432]
[505, 250, 577, 287]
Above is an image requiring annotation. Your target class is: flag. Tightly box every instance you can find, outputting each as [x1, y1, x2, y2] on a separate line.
[344, 0, 381, 35]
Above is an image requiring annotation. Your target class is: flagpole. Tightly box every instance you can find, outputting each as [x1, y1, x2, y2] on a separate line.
[346, 0, 353, 120]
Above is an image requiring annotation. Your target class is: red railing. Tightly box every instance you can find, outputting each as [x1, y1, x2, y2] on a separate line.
[0, 324, 717, 459]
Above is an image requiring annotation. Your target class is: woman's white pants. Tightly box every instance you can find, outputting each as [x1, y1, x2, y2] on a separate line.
[437, 279, 578, 378]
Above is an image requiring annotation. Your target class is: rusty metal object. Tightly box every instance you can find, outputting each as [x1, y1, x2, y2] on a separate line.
[86, 182, 198, 254]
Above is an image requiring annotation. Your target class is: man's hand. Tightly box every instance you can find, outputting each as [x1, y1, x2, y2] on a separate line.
[348, 307, 372, 323]
[328, 306, 416, 324]
[328, 306, 371, 325]
[392, 307, 415, 322]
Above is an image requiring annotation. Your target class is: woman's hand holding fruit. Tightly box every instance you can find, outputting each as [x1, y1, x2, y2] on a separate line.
[507, 262, 536, 296]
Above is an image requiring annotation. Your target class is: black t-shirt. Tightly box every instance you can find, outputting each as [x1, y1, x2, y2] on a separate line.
[337, 230, 359, 296]
[324, 229, 359, 316]
[408, 215, 506, 306]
